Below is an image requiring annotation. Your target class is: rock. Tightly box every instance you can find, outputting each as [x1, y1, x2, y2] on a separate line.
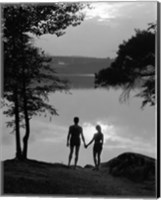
[104, 152, 155, 182]
[84, 164, 94, 169]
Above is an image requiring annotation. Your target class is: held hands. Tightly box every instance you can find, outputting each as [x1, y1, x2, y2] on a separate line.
[67, 141, 88, 148]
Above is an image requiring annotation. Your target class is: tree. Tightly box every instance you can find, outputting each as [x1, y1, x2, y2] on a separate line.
[95, 25, 155, 108]
[3, 3, 87, 159]
[3, 30, 69, 160]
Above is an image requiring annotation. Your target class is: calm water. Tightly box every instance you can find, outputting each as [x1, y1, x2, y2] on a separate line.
[2, 75, 156, 165]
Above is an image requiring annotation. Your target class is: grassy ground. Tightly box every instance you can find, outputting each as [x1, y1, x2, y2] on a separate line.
[2, 155, 156, 197]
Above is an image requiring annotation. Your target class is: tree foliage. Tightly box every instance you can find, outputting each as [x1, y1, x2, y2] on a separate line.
[95, 25, 155, 108]
[3, 3, 86, 36]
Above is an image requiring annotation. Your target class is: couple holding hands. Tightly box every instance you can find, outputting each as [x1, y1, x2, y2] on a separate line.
[67, 117, 104, 170]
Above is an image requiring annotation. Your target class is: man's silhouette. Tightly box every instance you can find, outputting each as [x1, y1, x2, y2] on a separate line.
[67, 117, 86, 168]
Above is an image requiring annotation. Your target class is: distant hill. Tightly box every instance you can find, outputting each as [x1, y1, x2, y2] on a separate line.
[3, 152, 156, 196]
[49, 56, 113, 89]
[50, 56, 113, 74]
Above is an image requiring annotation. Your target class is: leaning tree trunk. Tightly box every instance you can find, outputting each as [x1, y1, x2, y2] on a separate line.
[22, 77, 30, 160]
[14, 89, 22, 159]
[22, 107, 30, 160]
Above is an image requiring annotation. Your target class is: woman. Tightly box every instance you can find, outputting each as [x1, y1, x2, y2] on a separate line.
[86, 125, 104, 170]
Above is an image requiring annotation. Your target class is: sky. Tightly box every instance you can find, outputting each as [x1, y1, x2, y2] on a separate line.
[34, 1, 157, 58]
[2, 1, 157, 166]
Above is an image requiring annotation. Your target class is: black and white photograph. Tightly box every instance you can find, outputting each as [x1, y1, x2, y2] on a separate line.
[1, 1, 159, 197]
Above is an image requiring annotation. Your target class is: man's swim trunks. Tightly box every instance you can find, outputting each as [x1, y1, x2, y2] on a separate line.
[69, 125, 82, 147]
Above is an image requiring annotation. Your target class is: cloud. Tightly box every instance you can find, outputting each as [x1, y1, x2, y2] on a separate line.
[82, 120, 155, 156]
[84, 3, 118, 22]
[83, 2, 156, 24]
[30, 118, 67, 144]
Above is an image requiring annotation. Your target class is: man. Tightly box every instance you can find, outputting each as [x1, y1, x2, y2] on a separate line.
[67, 117, 86, 168]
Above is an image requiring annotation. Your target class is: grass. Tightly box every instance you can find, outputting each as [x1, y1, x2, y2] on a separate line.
[2, 152, 156, 197]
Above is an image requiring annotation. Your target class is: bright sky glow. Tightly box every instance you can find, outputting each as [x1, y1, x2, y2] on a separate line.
[84, 3, 118, 22]
[83, 2, 155, 23]
[83, 121, 116, 143]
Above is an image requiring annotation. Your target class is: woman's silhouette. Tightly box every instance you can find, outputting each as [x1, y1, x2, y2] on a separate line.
[86, 125, 104, 170]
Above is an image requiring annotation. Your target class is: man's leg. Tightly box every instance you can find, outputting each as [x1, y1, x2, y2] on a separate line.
[68, 145, 74, 167]
[74, 145, 80, 168]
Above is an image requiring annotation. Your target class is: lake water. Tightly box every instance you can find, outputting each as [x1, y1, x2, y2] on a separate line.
[2, 75, 156, 166]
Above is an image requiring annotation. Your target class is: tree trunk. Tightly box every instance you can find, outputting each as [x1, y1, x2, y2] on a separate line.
[12, 37, 22, 160]
[22, 117, 30, 160]
[22, 76, 30, 160]
[14, 89, 22, 159]
[22, 105, 30, 159]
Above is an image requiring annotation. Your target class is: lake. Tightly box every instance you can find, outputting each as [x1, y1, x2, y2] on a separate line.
[2, 74, 156, 166]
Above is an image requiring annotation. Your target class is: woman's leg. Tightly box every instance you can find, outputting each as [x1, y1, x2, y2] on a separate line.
[93, 150, 97, 168]
[97, 149, 102, 169]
